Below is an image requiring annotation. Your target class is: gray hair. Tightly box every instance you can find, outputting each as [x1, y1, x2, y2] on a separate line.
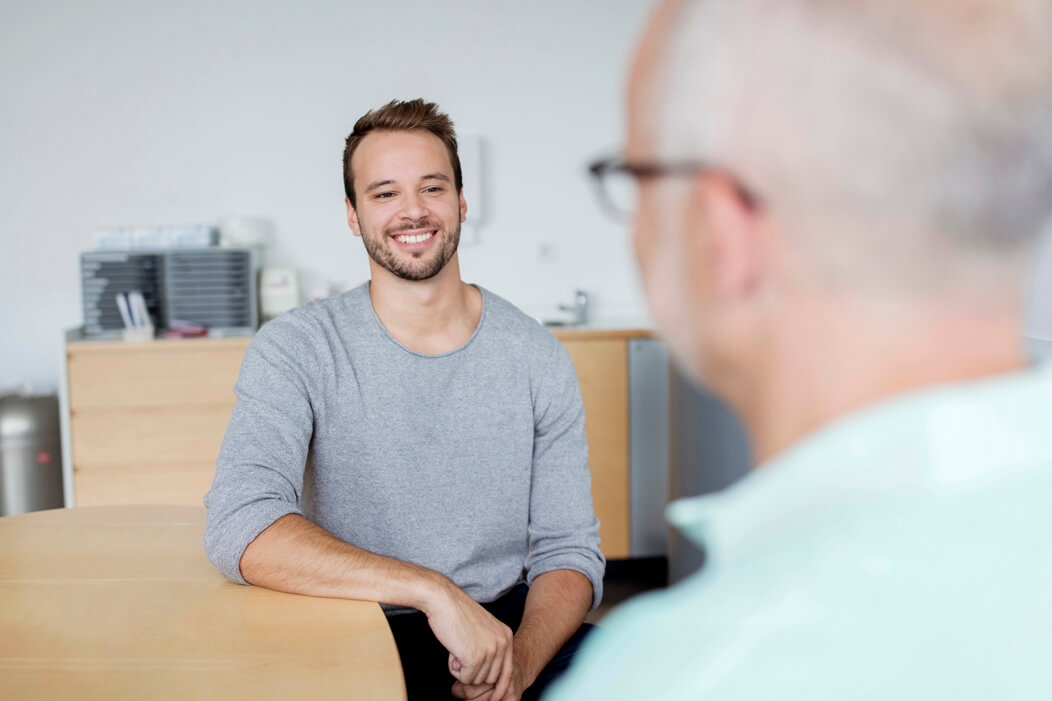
[654, 0, 1052, 290]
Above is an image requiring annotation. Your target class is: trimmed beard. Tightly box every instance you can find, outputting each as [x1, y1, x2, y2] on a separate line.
[360, 218, 461, 282]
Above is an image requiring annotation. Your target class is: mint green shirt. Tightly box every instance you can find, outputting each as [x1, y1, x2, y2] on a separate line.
[548, 365, 1052, 700]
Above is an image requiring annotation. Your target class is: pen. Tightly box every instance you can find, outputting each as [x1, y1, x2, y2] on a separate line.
[115, 293, 134, 329]
[130, 291, 150, 328]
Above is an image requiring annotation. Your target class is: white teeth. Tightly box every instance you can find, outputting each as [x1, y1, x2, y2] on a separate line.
[395, 232, 434, 244]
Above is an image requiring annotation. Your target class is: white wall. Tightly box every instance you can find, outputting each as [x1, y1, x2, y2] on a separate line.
[0, 0, 654, 393]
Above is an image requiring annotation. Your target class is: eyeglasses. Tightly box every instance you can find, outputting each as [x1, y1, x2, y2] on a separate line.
[587, 155, 761, 221]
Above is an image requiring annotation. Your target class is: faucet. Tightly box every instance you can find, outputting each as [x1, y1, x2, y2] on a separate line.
[559, 289, 590, 326]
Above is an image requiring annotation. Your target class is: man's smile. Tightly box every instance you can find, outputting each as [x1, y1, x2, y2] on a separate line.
[392, 230, 436, 247]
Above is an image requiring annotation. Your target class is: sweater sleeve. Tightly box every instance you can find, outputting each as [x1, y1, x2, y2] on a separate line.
[202, 316, 318, 584]
[523, 338, 606, 609]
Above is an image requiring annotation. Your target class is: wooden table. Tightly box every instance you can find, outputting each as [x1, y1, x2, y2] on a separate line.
[0, 505, 406, 700]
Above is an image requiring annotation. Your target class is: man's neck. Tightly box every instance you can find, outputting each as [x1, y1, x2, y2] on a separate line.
[368, 254, 482, 355]
[731, 293, 1028, 464]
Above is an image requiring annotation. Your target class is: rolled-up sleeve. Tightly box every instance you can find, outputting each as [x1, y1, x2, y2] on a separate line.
[523, 340, 606, 609]
[203, 318, 317, 584]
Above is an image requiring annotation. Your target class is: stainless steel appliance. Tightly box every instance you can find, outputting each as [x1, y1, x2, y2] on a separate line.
[0, 393, 64, 516]
[627, 339, 752, 583]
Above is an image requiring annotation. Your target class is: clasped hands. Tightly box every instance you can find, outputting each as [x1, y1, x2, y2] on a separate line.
[427, 586, 529, 701]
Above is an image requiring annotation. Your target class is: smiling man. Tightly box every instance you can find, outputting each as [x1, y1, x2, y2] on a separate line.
[204, 99, 604, 701]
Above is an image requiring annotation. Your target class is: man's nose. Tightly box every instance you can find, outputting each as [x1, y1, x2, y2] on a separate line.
[400, 191, 428, 221]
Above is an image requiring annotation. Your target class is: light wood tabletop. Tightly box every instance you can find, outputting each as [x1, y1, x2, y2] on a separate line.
[0, 505, 406, 700]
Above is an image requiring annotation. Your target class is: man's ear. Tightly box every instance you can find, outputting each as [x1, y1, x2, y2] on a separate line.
[346, 198, 362, 238]
[689, 173, 769, 301]
[459, 190, 468, 223]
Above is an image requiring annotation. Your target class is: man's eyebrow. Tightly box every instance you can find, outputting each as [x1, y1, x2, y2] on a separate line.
[364, 178, 396, 193]
[364, 173, 451, 193]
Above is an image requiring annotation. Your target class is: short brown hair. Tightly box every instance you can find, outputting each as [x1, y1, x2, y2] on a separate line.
[342, 98, 462, 209]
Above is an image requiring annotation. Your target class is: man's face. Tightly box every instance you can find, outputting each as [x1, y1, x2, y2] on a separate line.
[347, 129, 467, 282]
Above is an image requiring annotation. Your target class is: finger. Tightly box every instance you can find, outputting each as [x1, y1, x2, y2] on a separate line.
[452, 681, 496, 700]
[484, 648, 502, 686]
[451, 651, 482, 683]
[492, 644, 514, 701]
[456, 646, 483, 685]
[452, 682, 490, 700]
[479, 637, 507, 686]
[492, 639, 513, 698]
[469, 651, 493, 686]
[486, 626, 512, 686]
[450, 656, 474, 684]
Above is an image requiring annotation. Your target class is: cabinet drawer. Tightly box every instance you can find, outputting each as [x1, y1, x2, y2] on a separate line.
[68, 342, 248, 410]
[561, 338, 631, 559]
[74, 461, 217, 507]
[71, 407, 234, 468]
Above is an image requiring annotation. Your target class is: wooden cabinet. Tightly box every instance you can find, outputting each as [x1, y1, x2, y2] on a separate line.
[65, 336, 250, 507]
[555, 331, 639, 560]
[63, 328, 651, 559]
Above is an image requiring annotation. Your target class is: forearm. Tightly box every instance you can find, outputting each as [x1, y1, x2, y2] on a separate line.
[513, 569, 593, 688]
[240, 513, 452, 613]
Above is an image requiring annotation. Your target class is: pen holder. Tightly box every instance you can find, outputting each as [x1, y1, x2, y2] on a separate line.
[121, 325, 155, 343]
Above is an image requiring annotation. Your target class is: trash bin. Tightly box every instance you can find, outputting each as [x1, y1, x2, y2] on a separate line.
[0, 393, 65, 516]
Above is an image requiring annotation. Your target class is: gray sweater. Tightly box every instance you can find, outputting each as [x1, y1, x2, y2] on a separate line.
[203, 283, 605, 611]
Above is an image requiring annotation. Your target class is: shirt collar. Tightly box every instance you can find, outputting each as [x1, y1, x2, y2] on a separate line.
[667, 363, 1052, 565]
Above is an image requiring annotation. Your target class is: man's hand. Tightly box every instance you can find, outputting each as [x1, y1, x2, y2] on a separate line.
[451, 655, 527, 701]
[449, 570, 593, 700]
[425, 584, 515, 698]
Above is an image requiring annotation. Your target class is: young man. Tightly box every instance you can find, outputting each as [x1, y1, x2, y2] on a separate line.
[204, 99, 604, 701]
[550, 0, 1052, 698]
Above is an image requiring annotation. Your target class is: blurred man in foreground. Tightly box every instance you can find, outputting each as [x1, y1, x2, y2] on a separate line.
[549, 0, 1052, 698]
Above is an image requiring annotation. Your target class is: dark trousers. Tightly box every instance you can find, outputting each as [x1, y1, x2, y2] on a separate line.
[386, 584, 595, 700]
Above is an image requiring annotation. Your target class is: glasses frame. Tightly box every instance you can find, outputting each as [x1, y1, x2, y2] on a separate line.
[588, 155, 761, 221]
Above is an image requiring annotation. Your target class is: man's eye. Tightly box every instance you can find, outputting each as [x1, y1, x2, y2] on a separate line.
[375, 192, 396, 199]
[424, 186, 444, 194]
